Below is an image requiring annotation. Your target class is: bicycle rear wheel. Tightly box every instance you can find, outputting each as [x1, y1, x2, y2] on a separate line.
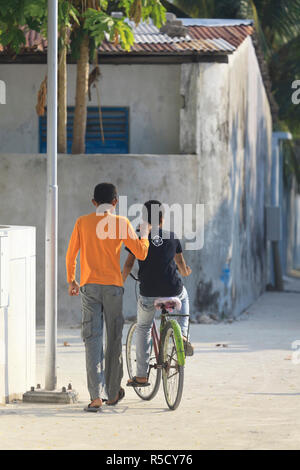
[160, 321, 184, 410]
[126, 322, 161, 401]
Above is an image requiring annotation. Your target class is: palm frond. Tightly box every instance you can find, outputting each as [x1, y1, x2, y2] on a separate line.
[171, 0, 210, 17]
[269, 34, 300, 134]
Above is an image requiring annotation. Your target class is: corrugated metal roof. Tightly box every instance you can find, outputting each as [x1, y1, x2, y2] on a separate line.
[0, 20, 253, 57]
[181, 18, 253, 27]
[133, 32, 193, 44]
[98, 23, 253, 54]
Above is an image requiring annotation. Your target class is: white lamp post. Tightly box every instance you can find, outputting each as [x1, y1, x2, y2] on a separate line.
[24, 0, 77, 403]
[45, 0, 58, 392]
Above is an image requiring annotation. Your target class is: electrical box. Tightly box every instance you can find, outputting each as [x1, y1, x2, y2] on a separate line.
[0, 225, 36, 404]
[0, 230, 9, 308]
[266, 206, 282, 241]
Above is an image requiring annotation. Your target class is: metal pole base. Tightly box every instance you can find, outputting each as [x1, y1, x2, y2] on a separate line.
[23, 384, 78, 404]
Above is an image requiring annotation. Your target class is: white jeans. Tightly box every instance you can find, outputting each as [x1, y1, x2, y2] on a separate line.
[135, 286, 189, 377]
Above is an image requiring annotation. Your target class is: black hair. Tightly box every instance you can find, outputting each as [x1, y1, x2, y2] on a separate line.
[93, 183, 117, 204]
[143, 200, 164, 226]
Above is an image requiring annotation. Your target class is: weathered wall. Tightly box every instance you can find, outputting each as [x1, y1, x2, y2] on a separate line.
[180, 37, 272, 318]
[295, 194, 300, 269]
[0, 153, 199, 325]
[180, 63, 200, 154]
[284, 141, 300, 272]
[0, 63, 181, 154]
[283, 176, 300, 273]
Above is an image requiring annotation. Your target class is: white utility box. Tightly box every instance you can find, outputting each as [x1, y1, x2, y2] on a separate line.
[0, 225, 36, 404]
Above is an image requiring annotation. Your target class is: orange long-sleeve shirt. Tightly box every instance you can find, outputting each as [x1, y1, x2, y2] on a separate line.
[66, 211, 149, 287]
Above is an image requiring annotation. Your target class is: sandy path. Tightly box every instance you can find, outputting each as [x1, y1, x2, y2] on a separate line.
[1, 291, 300, 450]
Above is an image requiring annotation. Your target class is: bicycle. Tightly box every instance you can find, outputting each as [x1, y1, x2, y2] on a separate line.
[126, 274, 190, 410]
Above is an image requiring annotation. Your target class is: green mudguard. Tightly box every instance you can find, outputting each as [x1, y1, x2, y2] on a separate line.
[169, 319, 186, 367]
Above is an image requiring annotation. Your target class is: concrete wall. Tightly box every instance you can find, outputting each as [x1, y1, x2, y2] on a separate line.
[0, 63, 181, 154]
[180, 37, 272, 317]
[284, 141, 300, 272]
[282, 176, 300, 274]
[295, 194, 300, 269]
[0, 153, 199, 325]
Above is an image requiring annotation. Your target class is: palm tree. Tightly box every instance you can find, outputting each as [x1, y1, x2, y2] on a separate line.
[57, 1, 80, 153]
[0, 0, 72, 153]
[163, 0, 242, 19]
[69, 0, 166, 154]
[165, 0, 300, 137]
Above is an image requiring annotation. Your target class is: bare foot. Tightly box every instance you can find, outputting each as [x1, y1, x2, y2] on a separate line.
[107, 394, 118, 405]
[89, 398, 103, 408]
[106, 388, 125, 406]
[127, 376, 148, 385]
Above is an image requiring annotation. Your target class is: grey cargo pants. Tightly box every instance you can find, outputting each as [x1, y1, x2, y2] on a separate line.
[80, 283, 124, 402]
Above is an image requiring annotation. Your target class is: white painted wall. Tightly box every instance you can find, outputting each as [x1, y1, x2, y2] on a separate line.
[0, 225, 36, 404]
[0, 63, 181, 154]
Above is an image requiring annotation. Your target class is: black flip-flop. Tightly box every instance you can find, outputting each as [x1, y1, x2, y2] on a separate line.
[126, 376, 150, 387]
[183, 338, 194, 357]
[106, 387, 125, 406]
[84, 403, 102, 413]
[83, 397, 107, 412]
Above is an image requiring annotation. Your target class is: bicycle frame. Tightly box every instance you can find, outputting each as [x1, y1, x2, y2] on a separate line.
[150, 308, 172, 363]
[129, 274, 190, 368]
[126, 275, 189, 409]
[150, 308, 189, 367]
[151, 320, 160, 361]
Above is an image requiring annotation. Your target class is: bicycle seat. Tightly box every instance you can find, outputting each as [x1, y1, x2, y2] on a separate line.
[154, 297, 182, 312]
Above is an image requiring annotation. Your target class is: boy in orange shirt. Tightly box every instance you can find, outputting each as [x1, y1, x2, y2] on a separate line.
[66, 183, 149, 411]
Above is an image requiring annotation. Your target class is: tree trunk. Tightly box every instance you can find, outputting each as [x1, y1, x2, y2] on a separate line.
[58, 35, 67, 153]
[72, 34, 90, 154]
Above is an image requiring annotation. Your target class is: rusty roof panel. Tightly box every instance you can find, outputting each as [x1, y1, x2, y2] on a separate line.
[98, 23, 252, 55]
[0, 21, 253, 57]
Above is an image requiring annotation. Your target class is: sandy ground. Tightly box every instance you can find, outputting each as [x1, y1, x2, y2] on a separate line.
[1, 285, 300, 450]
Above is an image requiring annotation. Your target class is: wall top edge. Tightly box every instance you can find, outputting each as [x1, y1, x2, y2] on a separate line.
[0, 153, 198, 159]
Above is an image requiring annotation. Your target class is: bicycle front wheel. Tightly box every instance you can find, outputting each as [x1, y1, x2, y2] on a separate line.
[126, 322, 161, 401]
[160, 321, 184, 410]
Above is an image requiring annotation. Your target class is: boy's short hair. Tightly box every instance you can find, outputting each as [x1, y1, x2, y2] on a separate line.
[143, 200, 164, 226]
[94, 183, 117, 204]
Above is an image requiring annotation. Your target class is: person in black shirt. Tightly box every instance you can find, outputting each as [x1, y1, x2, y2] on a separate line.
[122, 200, 193, 387]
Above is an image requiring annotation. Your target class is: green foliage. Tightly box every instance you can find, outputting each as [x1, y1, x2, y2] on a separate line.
[0, 0, 81, 54]
[164, 0, 241, 18]
[0, 0, 46, 53]
[83, 8, 132, 51]
[167, 0, 300, 181]
[282, 138, 300, 188]
[0, 0, 166, 57]
[70, 0, 166, 58]
[139, 0, 166, 27]
[59, 1, 80, 28]
[269, 36, 300, 137]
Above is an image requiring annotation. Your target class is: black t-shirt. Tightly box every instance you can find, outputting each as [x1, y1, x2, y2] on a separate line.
[126, 229, 183, 297]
